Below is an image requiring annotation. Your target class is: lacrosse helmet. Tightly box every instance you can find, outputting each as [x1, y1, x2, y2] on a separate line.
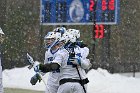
[67, 29, 80, 39]
[69, 33, 76, 43]
[58, 31, 71, 48]
[53, 27, 67, 35]
[60, 32, 70, 43]
[74, 29, 80, 39]
[44, 32, 61, 49]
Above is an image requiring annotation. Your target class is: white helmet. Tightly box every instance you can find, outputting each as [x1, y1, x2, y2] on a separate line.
[67, 29, 80, 39]
[44, 32, 61, 49]
[74, 29, 80, 39]
[44, 32, 61, 41]
[0, 27, 4, 35]
[67, 29, 74, 33]
[59, 32, 70, 44]
[69, 33, 76, 43]
[53, 27, 66, 35]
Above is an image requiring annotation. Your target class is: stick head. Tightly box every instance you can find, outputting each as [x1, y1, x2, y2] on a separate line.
[27, 53, 35, 69]
[28, 64, 33, 69]
[27, 53, 34, 65]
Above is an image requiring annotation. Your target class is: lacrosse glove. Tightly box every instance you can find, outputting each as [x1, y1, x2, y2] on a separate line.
[30, 73, 42, 85]
[34, 63, 40, 72]
[69, 56, 81, 66]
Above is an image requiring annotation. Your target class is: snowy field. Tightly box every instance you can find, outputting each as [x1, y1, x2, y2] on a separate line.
[3, 66, 140, 93]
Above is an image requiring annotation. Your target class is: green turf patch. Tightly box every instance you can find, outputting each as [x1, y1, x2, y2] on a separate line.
[4, 88, 44, 93]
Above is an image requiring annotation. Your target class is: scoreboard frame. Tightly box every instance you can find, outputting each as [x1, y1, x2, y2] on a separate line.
[40, 0, 120, 25]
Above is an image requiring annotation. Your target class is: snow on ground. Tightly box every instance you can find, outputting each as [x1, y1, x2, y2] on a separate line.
[3, 66, 140, 93]
[3, 66, 48, 91]
[87, 69, 140, 93]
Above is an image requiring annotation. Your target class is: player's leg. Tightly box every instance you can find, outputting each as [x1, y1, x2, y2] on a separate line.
[0, 80, 3, 92]
[72, 83, 85, 93]
[0, 66, 3, 93]
[57, 83, 72, 93]
[45, 83, 59, 93]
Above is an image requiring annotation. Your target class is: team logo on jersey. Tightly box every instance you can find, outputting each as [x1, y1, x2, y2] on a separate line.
[69, 0, 84, 22]
[48, 57, 53, 61]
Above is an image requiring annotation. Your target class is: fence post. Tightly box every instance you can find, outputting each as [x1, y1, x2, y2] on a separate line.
[133, 63, 136, 77]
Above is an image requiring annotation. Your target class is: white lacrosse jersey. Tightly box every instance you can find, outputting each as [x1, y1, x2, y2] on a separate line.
[44, 48, 60, 92]
[52, 46, 88, 80]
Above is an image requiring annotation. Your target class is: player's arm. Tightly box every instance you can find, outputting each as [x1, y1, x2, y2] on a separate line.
[80, 47, 92, 69]
[30, 63, 59, 85]
[70, 56, 92, 69]
[70, 46, 92, 69]
[80, 58, 92, 69]
[35, 51, 63, 73]
[37, 63, 60, 73]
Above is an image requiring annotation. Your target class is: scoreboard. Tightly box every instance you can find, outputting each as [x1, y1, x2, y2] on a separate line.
[40, 0, 120, 25]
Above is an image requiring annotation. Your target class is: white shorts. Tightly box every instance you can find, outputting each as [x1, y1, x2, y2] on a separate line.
[45, 84, 58, 93]
[57, 82, 86, 93]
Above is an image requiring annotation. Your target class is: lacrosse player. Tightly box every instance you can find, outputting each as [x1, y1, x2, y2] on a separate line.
[0, 27, 4, 93]
[30, 27, 66, 93]
[30, 31, 91, 93]
[28, 28, 91, 93]
[60, 29, 91, 93]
